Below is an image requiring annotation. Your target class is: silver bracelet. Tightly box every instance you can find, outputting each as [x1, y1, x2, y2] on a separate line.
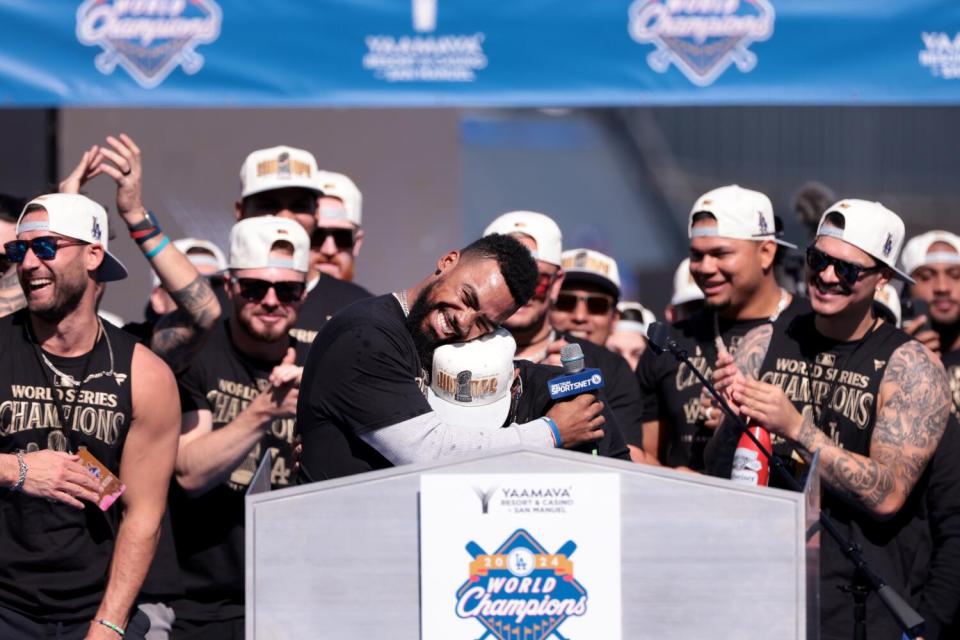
[12, 450, 27, 492]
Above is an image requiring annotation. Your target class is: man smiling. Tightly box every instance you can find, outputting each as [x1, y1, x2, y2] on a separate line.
[296, 234, 609, 480]
[710, 200, 950, 639]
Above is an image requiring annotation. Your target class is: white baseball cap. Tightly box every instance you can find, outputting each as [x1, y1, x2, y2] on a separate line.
[229, 217, 310, 273]
[873, 283, 902, 328]
[239, 145, 322, 198]
[689, 185, 797, 249]
[560, 248, 621, 298]
[17, 193, 127, 282]
[427, 328, 517, 430]
[900, 230, 960, 277]
[484, 211, 563, 267]
[151, 238, 227, 288]
[670, 257, 704, 306]
[316, 171, 362, 227]
[616, 301, 656, 335]
[816, 199, 913, 283]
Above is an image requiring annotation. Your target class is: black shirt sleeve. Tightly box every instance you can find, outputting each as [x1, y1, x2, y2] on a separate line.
[177, 360, 211, 414]
[306, 318, 432, 435]
[636, 348, 662, 425]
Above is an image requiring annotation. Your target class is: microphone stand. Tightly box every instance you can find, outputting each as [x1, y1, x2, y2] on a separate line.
[652, 334, 925, 639]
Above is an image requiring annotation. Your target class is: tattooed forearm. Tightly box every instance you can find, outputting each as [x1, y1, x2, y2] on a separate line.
[168, 275, 220, 331]
[797, 341, 949, 517]
[0, 267, 25, 317]
[733, 324, 772, 378]
[150, 276, 221, 371]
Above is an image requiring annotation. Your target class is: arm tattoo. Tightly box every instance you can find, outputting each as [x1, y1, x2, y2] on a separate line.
[150, 275, 221, 371]
[732, 324, 773, 378]
[0, 268, 25, 317]
[810, 340, 949, 514]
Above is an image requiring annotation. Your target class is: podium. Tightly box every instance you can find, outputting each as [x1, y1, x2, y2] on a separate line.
[246, 446, 820, 639]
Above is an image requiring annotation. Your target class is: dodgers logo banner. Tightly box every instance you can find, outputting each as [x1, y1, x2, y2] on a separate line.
[420, 473, 621, 639]
[627, 0, 775, 87]
[76, 0, 222, 89]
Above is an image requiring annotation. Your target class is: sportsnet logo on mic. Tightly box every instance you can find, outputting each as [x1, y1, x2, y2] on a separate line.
[76, 0, 222, 89]
[548, 369, 604, 400]
[456, 529, 587, 640]
[627, 0, 775, 87]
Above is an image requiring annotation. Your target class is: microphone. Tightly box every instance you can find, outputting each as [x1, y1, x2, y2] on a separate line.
[547, 344, 605, 400]
[645, 321, 672, 356]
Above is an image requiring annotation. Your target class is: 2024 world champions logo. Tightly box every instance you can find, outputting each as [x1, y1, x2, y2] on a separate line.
[628, 0, 775, 87]
[456, 529, 587, 640]
[76, 0, 222, 89]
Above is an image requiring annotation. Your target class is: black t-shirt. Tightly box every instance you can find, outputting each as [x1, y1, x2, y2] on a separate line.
[559, 335, 644, 450]
[169, 320, 310, 624]
[297, 294, 430, 481]
[636, 296, 809, 469]
[0, 310, 136, 622]
[734, 312, 920, 639]
[289, 276, 372, 344]
[917, 413, 960, 640]
[512, 360, 630, 460]
[942, 349, 960, 423]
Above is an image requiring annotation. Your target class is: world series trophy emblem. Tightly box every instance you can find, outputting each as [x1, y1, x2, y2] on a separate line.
[456, 371, 473, 403]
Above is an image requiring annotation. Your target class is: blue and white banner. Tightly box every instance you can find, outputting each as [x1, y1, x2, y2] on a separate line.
[1, 1, 959, 106]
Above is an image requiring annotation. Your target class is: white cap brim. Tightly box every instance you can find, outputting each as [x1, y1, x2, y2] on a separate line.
[427, 387, 512, 430]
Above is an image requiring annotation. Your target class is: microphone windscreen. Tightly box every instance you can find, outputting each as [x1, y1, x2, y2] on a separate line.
[645, 322, 670, 355]
[560, 343, 585, 373]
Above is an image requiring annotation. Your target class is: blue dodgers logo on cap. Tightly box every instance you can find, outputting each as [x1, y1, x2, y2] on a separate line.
[883, 233, 894, 258]
[92, 218, 102, 242]
[456, 529, 588, 640]
[76, 0, 222, 89]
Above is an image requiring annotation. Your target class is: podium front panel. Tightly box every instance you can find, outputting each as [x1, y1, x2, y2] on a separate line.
[247, 447, 809, 639]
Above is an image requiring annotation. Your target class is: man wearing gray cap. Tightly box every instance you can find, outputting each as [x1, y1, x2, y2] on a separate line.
[0, 193, 180, 639]
[712, 199, 950, 639]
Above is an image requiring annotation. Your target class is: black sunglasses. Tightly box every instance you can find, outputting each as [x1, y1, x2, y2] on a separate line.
[554, 292, 614, 315]
[312, 227, 356, 250]
[5, 236, 88, 263]
[236, 278, 305, 304]
[806, 246, 881, 288]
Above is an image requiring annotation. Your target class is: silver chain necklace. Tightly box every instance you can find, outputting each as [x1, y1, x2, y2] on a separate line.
[393, 289, 410, 317]
[31, 317, 128, 388]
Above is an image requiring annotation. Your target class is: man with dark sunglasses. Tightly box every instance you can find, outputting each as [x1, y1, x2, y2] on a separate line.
[0, 193, 26, 318]
[483, 213, 645, 462]
[234, 148, 369, 344]
[0, 193, 180, 639]
[709, 200, 950, 639]
[168, 216, 312, 639]
[293, 170, 372, 343]
[549, 248, 621, 347]
[636, 185, 806, 471]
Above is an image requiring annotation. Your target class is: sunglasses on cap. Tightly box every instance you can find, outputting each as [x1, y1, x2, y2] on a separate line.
[4, 236, 89, 263]
[312, 227, 356, 250]
[235, 278, 305, 304]
[806, 246, 882, 288]
[554, 292, 614, 315]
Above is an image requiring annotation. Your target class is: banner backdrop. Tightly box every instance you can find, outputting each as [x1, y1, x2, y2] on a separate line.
[1, 1, 959, 106]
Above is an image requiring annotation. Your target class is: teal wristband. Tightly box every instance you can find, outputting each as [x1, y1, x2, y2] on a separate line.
[543, 416, 562, 447]
[96, 618, 125, 637]
[144, 236, 170, 259]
